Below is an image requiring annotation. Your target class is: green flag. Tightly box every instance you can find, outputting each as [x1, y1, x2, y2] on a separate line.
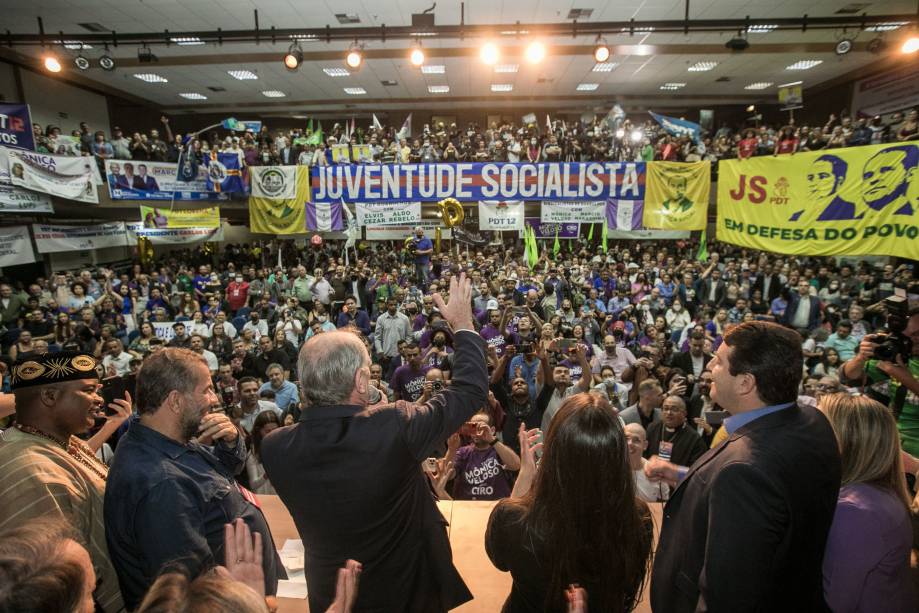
[526, 226, 539, 269]
[696, 229, 709, 262]
[306, 118, 314, 134]
[306, 120, 324, 146]
[601, 219, 608, 254]
[552, 227, 560, 259]
[587, 222, 594, 241]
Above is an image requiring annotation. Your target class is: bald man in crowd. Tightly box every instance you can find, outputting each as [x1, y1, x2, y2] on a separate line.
[261, 273, 487, 612]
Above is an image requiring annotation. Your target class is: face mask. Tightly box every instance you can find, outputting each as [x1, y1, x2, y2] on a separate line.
[433, 338, 445, 347]
[603, 376, 615, 386]
[317, 316, 327, 323]
[642, 304, 650, 311]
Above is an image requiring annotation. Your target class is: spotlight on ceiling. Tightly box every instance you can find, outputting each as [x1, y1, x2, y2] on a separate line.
[410, 43, 425, 67]
[525, 40, 546, 64]
[867, 37, 888, 54]
[835, 38, 854, 55]
[346, 43, 364, 69]
[98, 55, 116, 71]
[284, 42, 303, 70]
[43, 54, 62, 73]
[593, 41, 611, 63]
[903, 36, 919, 54]
[137, 45, 158, 63]
[74, 55, 91, 70]
[746, 104, 756, 113]
[725, 32, 750, 52]
[480, 42, 499, 65]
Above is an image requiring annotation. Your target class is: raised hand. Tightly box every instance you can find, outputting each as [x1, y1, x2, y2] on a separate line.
[431, 273, 474, 332]
[217, 518, 264, 598]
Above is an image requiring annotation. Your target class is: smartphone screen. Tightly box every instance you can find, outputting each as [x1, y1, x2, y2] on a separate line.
[459, 421, 478, 437]
[100, 376, 126, 416]
[703, 410, 728, 426]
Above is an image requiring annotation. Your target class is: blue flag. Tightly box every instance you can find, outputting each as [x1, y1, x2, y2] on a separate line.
[206, 151, 246, 193]
[649, 111, 702, 144]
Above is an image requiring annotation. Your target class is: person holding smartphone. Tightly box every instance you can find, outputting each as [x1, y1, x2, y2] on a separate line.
[442, 412, 520, 501]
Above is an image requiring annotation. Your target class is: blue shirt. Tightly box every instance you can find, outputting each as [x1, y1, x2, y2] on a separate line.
[724, 401, 796, 435]
[104, 418, 285, 609]
[260, 379, 300, 410]
[414, 236, 433, 264]
[508, 354, 540, 400]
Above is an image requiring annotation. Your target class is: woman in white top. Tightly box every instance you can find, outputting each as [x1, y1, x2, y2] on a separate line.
[245, 410, 282, 495]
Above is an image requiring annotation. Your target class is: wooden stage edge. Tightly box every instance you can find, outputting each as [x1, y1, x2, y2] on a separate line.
[260, 494, 662, 613]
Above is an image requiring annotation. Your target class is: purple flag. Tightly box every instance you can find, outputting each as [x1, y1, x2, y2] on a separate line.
[305, 201, 344, 231]
[606, 198, 644, 231]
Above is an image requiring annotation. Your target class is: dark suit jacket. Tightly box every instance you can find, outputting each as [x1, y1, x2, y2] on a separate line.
[752, 274, 782, 302]
[782, 294, 822, 331]
[695, 278, 726, 307]
[261, 330, 488, 613]
[669, 351, 712, 378]
[651, 403, 841, 613]
[0, 294, 26, 325]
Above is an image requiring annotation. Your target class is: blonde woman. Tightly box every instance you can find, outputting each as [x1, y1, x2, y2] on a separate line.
[819, 393, 916, 612]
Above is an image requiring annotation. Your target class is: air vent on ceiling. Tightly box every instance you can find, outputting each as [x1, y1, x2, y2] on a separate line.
[335, 13, 361, 24]
[715, 76, 731, 82]
[206, 86, 227, 92]
[567, 8, 593, 20]
[835, 3, 871, 14]
[381, 79, 399, 86]
[78, 22, 111, 32]
[412, 13, 435, 27]
[537, 77, 554, 83]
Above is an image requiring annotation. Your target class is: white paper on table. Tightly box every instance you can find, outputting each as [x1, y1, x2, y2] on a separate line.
[277, 578, 308, 599]
[278, 539, 305, 573]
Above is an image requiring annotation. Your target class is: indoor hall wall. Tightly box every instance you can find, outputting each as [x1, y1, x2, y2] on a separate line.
[19, 68, 110, 134]
[0, 62, 19, 103]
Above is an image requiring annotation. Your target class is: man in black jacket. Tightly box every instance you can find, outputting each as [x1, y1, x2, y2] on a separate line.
[647, 321, 840, 613]
[262, 273, 487, 612]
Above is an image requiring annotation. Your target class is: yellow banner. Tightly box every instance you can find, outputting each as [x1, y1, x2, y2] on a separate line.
[139, 206, 220, 228]
[717, 142, 918, 259]
[248, 166, 309, 234]
[643, 161, 710, 230]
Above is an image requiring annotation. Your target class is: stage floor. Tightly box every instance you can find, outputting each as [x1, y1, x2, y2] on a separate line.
[261, 495, 662, 612]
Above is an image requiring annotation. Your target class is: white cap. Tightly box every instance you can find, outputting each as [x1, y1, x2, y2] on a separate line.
[486, 299, 499, 311]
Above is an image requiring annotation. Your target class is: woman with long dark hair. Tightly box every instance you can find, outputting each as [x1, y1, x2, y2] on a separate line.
[485, 392, 653, 612]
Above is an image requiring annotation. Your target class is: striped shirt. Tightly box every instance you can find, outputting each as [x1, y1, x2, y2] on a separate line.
[0, 428, 124, 613]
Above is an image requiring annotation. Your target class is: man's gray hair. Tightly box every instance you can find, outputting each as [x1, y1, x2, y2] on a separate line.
[298, 332, 366, 406]
[135, 348, 207, 415]
[266, 363, 285, 374]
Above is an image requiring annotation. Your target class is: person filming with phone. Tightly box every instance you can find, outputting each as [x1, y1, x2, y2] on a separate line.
[441, 411, 520, 501]
[839, 302, 919, 456]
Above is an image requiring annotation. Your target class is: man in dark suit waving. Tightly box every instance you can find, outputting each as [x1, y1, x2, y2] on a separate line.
[647, 321, 840, 612]
[262, 273, 487, 612]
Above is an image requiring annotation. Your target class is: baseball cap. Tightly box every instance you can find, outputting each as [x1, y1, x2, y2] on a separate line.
[486, 299, 499, 310]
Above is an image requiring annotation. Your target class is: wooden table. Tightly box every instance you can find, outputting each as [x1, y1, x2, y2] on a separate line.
[261, 495, 661, 612]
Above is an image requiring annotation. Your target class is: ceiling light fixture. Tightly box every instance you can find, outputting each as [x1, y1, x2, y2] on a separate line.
[343, 87, 367, 95]
[525, 41, 547, 64]
[43, 54, 63, 73]
[98, 53, 115, 71]
[480, 42, 499, 65]
[785, 60, 823, 70]
[74, 55, 90, 70]
[744, 82, 773, 90]
[660, 82, 686, 90]
[346, 42, 364, 69]
[576, 83, 599, 91]
[491, 83, 513, 92]
[410, 43, 425, 67]
[688, 61, 718, 71]
[593, 36, 610, 63]
[228, 70, 258, 80]
[133, 73, 168, 83]
[428, 85, 450, 93]
[421, 65, 445, 74]
[261, 90, 286, 97]
[725, 31, 750, 52]
[178, 92, 207, 100]
[494, 64, 518, 73]
[592, 62, 618, 72]
[323, 67, 350, 77]
[902, 35, 919, 53]
[284, 42, 303, 70]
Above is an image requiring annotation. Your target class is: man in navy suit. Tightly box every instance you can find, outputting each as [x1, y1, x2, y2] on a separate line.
[133, 164, 160, 191]
[647, 321, 840, 612]
[782, 279, 822, 332]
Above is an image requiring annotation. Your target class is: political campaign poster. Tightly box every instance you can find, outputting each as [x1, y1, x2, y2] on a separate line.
[311, 162, 647, 203]
[0, 104, 35, 151]
[7, 148, 98, 203]
[32, 222, 127, 253]
[139, 206, 220, 229]
[0, 225, 37, 267]
[0, 185, 53, 213]
[478, 200, 525, 231]
[717, 142, 918, 259]
[540, 200, 606, 224]
[126, 222, 224, 245]
[355, 202, 421, 226]
[364, 222, 451, 241]
[520, 218, 580, 239]
[105, 159, 224, 201]
[643, 161, 710, 231]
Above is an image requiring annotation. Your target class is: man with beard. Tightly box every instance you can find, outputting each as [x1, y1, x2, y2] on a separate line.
[0, 352, 129, 613]
[104, 348, 284, 610]
[390, 341, 430, 402]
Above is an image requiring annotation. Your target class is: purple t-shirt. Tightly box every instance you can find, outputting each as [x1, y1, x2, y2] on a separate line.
[390, 364, 431, 401]
[479, 325, 507, 357]
[451, 445, 512, 501]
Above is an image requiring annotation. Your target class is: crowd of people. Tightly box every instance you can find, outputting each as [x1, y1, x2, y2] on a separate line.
[30, 106, 919, 175]
[0, 225, 917, 612]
